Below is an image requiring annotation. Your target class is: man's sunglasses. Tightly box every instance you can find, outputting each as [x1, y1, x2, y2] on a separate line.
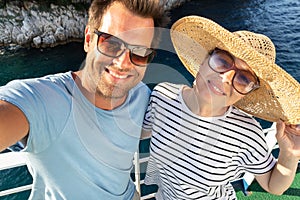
[94, 30, 155, 66]
[208, 48, 260, 95]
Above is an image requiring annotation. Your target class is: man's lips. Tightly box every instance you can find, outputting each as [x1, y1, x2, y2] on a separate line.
[105, 68, 130, 79]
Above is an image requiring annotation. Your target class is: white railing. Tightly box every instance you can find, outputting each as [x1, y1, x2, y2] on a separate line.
[0, 123, 280, 199]
[0, 152, 33, 197]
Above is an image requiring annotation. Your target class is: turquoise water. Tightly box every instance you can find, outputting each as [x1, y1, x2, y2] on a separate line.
[1, 0, 300, 199]
[0, 42, 86, 85]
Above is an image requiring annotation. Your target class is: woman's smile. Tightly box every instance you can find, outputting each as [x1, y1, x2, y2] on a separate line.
[207, 79, 226, 96]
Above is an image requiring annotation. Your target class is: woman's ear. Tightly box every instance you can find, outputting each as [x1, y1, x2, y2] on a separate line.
[84, 26, 92, 52]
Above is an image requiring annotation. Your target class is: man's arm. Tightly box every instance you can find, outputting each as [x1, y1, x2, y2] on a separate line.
[0, 100, 29, 151]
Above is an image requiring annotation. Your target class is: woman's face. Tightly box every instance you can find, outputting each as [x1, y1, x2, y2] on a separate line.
[194, 49, 259, 107]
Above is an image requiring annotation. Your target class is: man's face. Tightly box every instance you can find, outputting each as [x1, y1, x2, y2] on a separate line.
[83, 2, 154, 100]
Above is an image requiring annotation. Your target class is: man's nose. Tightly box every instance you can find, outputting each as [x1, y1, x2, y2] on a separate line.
[113, 50, 134, 70]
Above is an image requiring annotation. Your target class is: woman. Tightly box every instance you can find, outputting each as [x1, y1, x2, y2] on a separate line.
[142, 16, 300, 199]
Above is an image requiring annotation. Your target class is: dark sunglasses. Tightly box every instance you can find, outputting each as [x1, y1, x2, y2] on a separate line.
[94, 30, 155, 66]
[208, 48, 260, 95]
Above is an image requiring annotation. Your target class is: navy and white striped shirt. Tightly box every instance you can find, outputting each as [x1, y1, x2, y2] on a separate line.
[143, 82, 276, 200]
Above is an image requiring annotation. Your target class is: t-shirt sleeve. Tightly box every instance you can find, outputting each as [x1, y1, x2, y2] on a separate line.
[142, 90, 156, 131]
[239, 122, 277, 175]
[0, 77, 71, 153]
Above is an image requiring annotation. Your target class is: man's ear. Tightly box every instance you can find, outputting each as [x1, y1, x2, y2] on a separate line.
[84, 26, 92, 52]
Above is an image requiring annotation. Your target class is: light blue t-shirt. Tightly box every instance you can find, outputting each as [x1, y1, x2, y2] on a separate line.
[0, 72, 150, 200]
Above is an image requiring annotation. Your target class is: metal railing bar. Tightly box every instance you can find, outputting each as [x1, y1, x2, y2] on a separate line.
[0, 152, 27, 171]
[0, 184, 32, 197]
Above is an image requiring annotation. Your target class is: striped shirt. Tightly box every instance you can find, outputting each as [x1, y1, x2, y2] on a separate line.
[143, 82, 276, 200]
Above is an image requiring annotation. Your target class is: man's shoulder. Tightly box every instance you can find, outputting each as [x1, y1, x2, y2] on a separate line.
[4, 71, 72, 88]
[37, 71, 72, 84]
[132, 82, 151, 95]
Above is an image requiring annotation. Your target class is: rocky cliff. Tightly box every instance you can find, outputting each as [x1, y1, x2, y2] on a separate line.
[0, 0, 187, 50]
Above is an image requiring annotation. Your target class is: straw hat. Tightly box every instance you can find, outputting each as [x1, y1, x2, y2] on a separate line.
[170, 15, 300, 124]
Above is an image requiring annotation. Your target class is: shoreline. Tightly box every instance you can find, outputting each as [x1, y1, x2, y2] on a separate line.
[0, 2, 88, 50]
[0, 0, 188, 51]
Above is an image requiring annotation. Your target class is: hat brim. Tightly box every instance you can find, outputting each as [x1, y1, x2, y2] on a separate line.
[170, 16, 300, 124]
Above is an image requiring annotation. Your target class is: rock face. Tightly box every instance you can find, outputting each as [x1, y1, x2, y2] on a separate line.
[0, 2, 87, 49]
[0, 0, 187, 49]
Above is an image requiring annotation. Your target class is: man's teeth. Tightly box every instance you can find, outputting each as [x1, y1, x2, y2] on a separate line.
[109, 70, 128, 79]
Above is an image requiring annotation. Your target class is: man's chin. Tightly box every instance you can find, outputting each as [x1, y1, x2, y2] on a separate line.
[97, 88, 128, 99]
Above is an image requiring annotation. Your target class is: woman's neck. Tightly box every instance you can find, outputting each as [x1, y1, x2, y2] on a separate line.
[182, 86, 229, 117]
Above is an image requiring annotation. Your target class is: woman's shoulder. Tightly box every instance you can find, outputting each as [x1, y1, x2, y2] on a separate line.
[229, 106, 263, 132]
[153, 82, 185, 93]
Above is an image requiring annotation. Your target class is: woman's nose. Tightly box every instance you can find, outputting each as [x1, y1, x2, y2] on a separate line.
[221, 70, 236, 85]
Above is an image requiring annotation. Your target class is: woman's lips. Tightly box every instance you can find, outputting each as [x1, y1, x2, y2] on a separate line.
[208, 80, 226, 96]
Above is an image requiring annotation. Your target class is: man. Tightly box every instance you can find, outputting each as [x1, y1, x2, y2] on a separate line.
[0, 0, 169, 199]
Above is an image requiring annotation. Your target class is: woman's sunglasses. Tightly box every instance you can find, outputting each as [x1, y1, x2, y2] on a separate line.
[94, 30, 155, 67]
[208, 48, 260, 95]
